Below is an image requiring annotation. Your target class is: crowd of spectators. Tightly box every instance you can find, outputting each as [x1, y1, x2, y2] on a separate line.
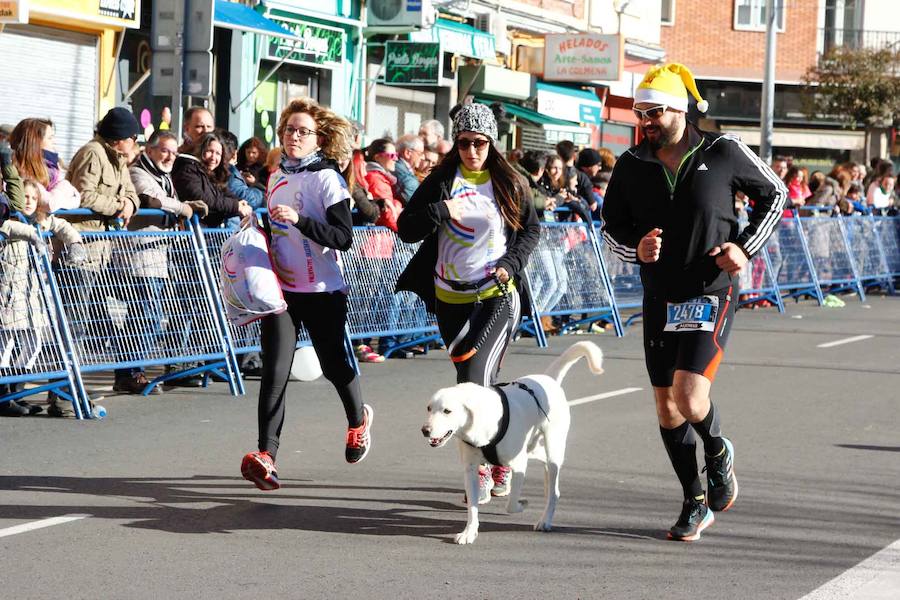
[0, 105, 896, 415]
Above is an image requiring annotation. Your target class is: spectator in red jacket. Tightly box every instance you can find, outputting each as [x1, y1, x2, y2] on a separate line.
[364, 138, 403, 232]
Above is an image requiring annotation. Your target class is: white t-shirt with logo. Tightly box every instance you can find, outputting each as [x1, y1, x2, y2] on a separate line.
[435, 168, 507, 294]
[267, 167, 351, 293]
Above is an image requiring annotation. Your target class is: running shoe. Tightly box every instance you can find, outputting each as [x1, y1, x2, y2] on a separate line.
[491, 465, 511, 497]
[668, 496, 714, 542]
[704, 437, 738, 511]
[241, 450, 280, 491]
[346, 404, 374, 464]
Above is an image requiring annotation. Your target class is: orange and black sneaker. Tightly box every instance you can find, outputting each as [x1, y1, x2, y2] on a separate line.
[241, 450, 280, 490]
[345, 404, 373, 464]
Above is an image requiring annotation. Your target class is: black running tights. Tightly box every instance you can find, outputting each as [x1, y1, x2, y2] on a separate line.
[257, 290, 363, 458]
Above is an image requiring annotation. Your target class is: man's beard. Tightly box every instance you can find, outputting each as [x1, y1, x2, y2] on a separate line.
[157, 161, 173, 174]
[644, 124, 676, 151]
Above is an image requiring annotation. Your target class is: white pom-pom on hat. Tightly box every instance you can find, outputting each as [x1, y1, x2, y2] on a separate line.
[696, 99, 709, 113]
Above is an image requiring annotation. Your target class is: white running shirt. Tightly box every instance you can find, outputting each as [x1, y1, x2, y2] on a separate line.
[267, 167, 351, 293]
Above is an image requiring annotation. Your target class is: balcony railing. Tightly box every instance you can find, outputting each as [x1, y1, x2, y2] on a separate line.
[818, 27, 900, 55]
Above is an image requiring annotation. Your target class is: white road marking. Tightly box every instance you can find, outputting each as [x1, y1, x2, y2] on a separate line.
[0, 515, 89, 538]
[569, 387, 643, 407]
[798, 538, 900, 599]
[816, 335, 874, 349]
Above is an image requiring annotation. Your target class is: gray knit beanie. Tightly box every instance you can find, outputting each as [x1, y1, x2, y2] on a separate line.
[452, 103, 498, 142]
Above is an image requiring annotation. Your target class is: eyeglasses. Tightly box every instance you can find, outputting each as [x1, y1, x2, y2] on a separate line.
[456, 138, 490, 151]
[633, 105, 668, 121]
[379, 151, 398, 160]
[284, 126, 318, 138]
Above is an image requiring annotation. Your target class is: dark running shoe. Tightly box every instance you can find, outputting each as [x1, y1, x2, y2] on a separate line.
[241, 450, 280, 491]
[345, 404, 373, 464]
[704, 437, 738, 512]
[668, 496, 714, 542]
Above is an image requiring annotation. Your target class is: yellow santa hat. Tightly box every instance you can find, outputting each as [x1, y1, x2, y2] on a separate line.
[634, 63, 708, 113]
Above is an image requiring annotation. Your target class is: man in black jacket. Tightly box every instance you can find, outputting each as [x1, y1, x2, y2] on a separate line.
[601, 63, 786, 542]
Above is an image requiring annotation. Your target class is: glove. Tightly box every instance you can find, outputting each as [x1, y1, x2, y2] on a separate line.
[184, 200, 209, 218]
[66, 242, 88, 265]
[29, 234, 48, 256]
[0, 141, 12, 169]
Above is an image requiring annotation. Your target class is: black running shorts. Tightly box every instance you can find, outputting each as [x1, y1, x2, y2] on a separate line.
[642, 284, 737, 387]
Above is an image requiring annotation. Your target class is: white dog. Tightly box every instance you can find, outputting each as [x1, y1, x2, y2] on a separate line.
[421, 341, 604, 544]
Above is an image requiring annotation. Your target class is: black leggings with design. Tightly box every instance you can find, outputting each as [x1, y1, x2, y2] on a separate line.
[434, 291, 522, 386]
[257, 290, 363, 458]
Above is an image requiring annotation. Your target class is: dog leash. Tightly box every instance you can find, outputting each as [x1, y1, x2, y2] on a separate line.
[503, 381, 550, 420]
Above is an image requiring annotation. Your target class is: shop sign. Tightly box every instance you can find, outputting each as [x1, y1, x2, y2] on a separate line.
[384, 41, 440, 86]
[98, 0, 135, 21]
[543, 33, 621, 82]
[0, 0, 28, 23]
[30, 0, 140, 27]
[536, 86, 603, 125]
[410, 20, 495, 60]
[265, 12, 345, 68]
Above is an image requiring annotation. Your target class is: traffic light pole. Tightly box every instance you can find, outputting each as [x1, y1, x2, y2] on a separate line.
[759, 0, 777, 164]
[170, 0, 185, 140]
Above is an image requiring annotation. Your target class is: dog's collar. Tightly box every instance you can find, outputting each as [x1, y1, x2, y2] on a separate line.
[466, 384, 511, 466]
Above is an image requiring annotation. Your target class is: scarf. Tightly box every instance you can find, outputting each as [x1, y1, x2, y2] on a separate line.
[280, 150, 325, 174]
[138, 152, 176, 198]
[43, 149, 61, 188]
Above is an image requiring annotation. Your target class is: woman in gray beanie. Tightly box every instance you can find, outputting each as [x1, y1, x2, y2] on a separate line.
[396, 103, 540, 502]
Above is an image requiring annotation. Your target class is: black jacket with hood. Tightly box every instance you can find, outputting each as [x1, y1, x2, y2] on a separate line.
[601, 124, 786, 302]
[395, 160, 540, 315]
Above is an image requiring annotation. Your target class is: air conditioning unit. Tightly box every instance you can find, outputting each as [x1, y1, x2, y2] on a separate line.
[475, 12, 510, 56]
[367, 0, 436, 32]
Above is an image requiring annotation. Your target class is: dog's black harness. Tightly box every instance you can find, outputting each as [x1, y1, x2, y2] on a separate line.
[469, 381, 548, 466]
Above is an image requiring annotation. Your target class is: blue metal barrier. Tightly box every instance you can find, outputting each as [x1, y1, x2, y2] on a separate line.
[49, 209, 244, 400]
[525, 221, 622, 337]
[343, 226, 441, 356]
[875, 216, 900, 278]
[842, 214, 893, 294]
[736, 214, 784, 312]
[767, 214, 825, 305]
[799, 215, 865, 301]
[0, 229, 88, 418]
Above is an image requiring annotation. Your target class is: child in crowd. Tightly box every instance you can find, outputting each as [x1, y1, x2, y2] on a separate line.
[0, 179, 85, 416]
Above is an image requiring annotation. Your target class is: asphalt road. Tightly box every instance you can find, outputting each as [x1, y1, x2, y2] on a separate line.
[1, 294, 898, 599]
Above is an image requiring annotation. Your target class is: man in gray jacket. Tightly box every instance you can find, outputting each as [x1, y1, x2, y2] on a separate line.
[129, 130, 208, 390]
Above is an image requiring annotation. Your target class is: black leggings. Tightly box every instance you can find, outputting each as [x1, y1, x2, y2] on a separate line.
[257, 290, 363, 458]
[435, 292, 521, 386]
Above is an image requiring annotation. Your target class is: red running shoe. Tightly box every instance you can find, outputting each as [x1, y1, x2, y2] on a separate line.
[241, 450, 280, 491]
[345, 404, 373, 464]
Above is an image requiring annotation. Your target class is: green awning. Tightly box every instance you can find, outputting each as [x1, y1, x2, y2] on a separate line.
[535, 81, 600, 103]
[410, 19, 495, 60]
[476, 99, 575, 127]
[535, 82, 604, 125]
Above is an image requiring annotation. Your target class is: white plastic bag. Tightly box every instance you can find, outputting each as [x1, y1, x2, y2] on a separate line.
[220, 223, 287, 327]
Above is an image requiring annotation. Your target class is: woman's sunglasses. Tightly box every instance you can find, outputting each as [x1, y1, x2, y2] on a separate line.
[378, 151, 398, 160]
[633, 105, 668, 121]
[456, 138, 490, 151]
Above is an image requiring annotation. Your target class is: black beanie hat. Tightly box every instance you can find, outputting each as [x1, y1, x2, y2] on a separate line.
[97, 107, 140, 141]
[576, 147, 602, 169]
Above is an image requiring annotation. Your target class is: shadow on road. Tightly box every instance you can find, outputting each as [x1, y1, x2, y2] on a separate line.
[835, 443, 900, 453]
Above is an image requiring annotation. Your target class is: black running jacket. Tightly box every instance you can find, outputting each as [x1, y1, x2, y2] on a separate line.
[601, 124, 786, 302]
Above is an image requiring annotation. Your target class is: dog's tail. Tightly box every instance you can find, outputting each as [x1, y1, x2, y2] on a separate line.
[545, 341, 604, 385]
